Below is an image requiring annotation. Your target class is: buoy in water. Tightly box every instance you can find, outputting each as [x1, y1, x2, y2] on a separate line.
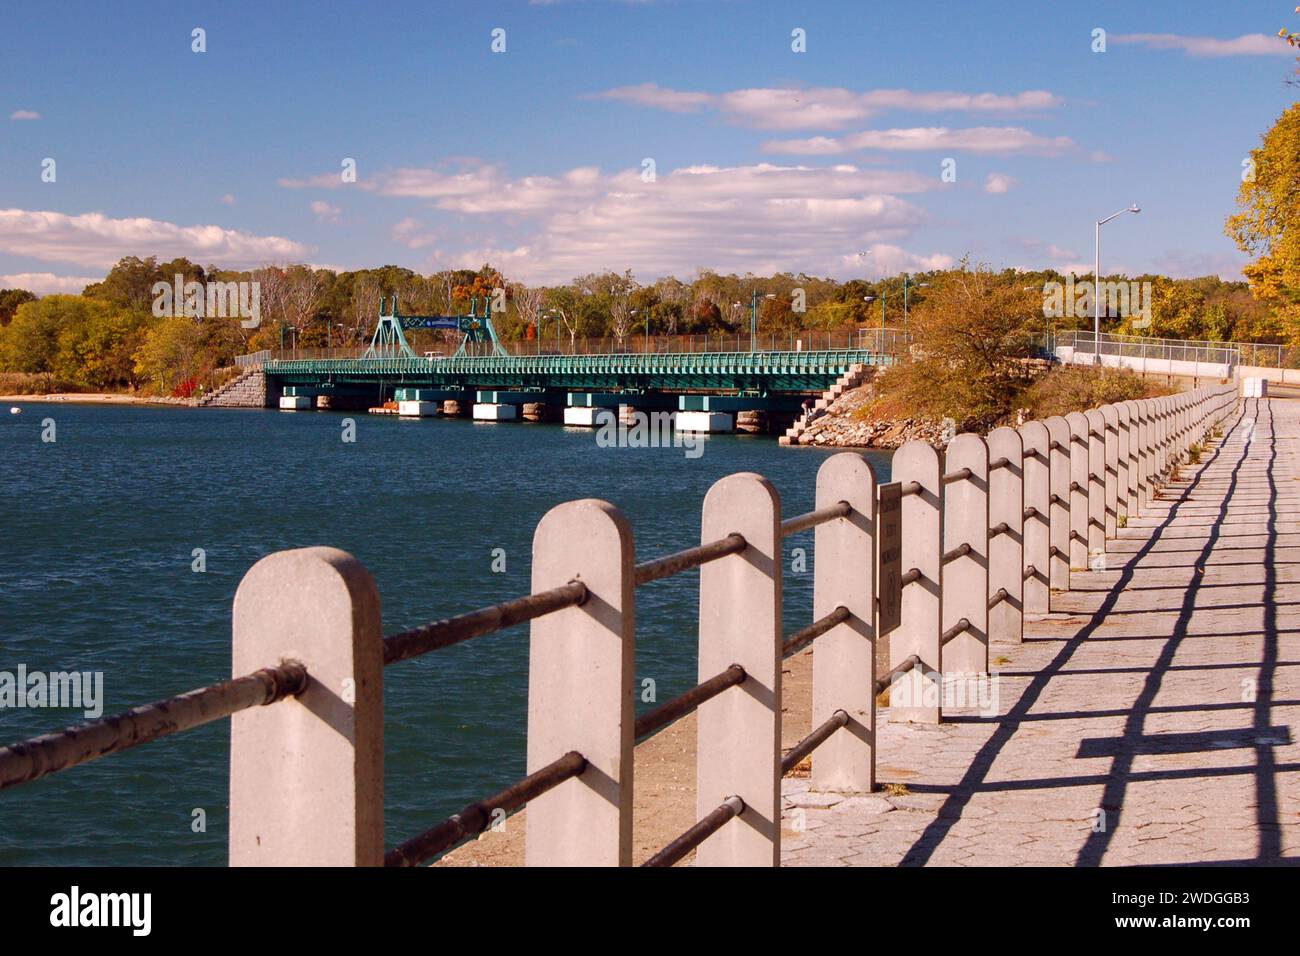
[9, 407, 20, 415]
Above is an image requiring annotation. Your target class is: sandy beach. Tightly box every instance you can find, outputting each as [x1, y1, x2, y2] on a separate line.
[0, 393, 193, 407]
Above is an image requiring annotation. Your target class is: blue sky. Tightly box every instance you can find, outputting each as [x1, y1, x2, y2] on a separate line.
[1, 0, 1296, 293]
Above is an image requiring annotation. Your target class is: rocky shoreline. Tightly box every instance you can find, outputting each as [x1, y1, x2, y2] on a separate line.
[792, 382, 954, 449]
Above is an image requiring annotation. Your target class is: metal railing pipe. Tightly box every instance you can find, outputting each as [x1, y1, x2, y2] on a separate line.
[634, 665, 746, 740]
[642, 796, 745, 868]
[0, 662, 308, 791]
[780, 501, 851, 537]
[781, 710, 850, 774]
[633, 533, 747, 586]
[383, 581, 589, 665]
[782, 605, 851, 658]
[385, 750, 587, 866]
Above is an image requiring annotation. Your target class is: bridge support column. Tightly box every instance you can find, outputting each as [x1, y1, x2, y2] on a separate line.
[473, 403, 518, 421]
[398, 401, 438, 417]
[675, 411, 733, 433]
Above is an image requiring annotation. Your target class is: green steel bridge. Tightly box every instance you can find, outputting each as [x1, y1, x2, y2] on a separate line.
[248, 298, 897, 407]
[264, 348, 889, 396]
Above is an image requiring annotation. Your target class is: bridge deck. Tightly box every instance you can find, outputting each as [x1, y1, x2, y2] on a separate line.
[784, 396, 1300, 866]
[265, 348, 887, 393]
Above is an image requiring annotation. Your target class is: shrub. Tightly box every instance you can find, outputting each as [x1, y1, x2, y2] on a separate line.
[1020, 365, 1169, 420]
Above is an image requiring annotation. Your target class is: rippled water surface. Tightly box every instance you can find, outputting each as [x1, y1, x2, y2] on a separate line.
[0, 403, 890, 864]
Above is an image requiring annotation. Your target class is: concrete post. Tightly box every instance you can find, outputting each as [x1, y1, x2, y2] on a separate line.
[230, 546, 384, 866]
[812, 453, 877, 793]
[1044, 416, 1072, 591]
[891, 441, 942, 723]
[1136, 399, 1152, 510]
[527, 499, 636, 866]
[1065, 411, 1090, 571]
[1019, 421, 1051, 615]
[987, 427, 1023, 643]
[1085, 409, 1106, 559]
[1116, 402, 1134, 519]
[1101, 405, 1119, 539]
[1164, 400, 1175, 481]
[942, 434, 989, 676]
[696, 473, 781, 866]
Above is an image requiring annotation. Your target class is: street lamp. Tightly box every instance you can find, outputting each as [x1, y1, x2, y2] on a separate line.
[1094, 203, 1141, 364]
[749, 290, 776, 351]
[902, 274, 928, 332]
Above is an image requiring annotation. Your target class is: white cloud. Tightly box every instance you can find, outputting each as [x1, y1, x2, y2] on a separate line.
[392, 217, 437, 249]
[843, 244, 957, 278]
[9, 110, 41, 121]
[984, 173, 1016, 194]
[591, 84, 1062, 130]
[1152, 250, 1248, 280]
[764, 126, 1075, 156]
[0, 209, 311, 269]
[0, 272, 100, 295]
[310, 200, 342, 223]
[347, 162, 946, 283]
[1111, 33, 1292, 57]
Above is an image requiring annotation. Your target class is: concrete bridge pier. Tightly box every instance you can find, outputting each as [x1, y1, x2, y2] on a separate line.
[279, 386, 313, 410]
[736, 410, 768, 434]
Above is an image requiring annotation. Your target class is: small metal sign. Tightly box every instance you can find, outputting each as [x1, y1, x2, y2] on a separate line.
[878, 481, 903, 634]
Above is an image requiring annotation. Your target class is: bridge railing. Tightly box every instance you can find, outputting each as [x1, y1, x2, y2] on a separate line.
[0, 384, 1239, 865]
[239, 328, 907, 367]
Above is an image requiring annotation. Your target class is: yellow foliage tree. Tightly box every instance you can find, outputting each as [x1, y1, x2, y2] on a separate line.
[1226, 102, 1300, 342]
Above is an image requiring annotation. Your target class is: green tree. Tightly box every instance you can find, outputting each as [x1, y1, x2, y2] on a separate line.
[0, 288, 37, 326]
[134, 316, 206, 393]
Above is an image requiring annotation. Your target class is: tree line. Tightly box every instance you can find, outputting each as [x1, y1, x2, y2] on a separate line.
[0, 255, 1284, 395]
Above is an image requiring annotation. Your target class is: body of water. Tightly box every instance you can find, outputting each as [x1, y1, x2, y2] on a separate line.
[0, 403, 890, 864]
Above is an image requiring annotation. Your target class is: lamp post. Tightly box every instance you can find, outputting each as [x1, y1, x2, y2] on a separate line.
[749, 290, 775, 351]
[1094, 203, 1141, 365]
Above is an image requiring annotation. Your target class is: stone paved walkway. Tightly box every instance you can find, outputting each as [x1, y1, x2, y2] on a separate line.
[782, 396, 1300, 866]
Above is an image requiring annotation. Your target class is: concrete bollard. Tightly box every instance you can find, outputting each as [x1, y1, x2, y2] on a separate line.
[1045, 416, 1072, 591]
[891, 441, 943, 723]
[1065, 412, 1090, 571]
[1019, 421, 1051, 615]
[811, 453, 877, 793]
[1085, 409, 1106, 559]
[1116, 402, 1134, 520]
[526, 499, 636, 866]
[987, 427, 1023, 643]
[696, 473, 781, 866]
[1101, 405, 1119, 539]
[942, 434, 989, 676]
[1135, 400, 1152, 511]
[230, 547, 384, 866]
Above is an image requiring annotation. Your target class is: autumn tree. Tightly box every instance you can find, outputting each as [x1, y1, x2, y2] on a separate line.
[877, 263, 1041, 430]
[1227, 102, 1300, 343]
